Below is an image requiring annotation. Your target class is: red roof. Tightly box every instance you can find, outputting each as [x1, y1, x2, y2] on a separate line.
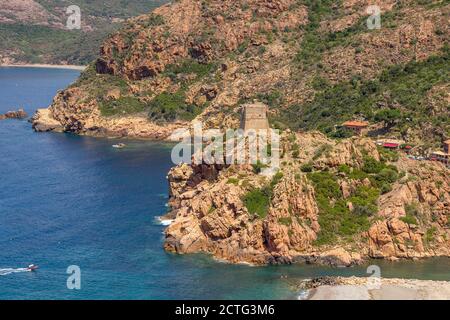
[383, 143, 399, 148]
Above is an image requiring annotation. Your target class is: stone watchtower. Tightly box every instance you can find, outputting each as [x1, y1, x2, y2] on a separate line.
[240, 102, 269, 131]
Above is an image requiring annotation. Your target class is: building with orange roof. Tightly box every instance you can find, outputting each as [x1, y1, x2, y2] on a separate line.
[342, 120, 369, 136]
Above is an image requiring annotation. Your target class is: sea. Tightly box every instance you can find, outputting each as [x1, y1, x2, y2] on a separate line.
[0, 67, 449, 299]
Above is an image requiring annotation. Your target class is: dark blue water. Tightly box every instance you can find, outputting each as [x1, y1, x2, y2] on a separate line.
[1, 67, 449, 300]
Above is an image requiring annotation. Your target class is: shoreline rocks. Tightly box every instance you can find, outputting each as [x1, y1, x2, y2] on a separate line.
[0, 108, 27, 120]
[31, 105, 184, 140]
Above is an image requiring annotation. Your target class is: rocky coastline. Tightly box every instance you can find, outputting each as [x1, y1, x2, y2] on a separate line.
[163, 132, 450, 266]
[27, 0, 450, 267]
[31, 107, 183, 140]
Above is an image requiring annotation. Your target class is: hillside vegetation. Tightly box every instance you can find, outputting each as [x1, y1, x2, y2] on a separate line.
[41, 0, 449, 146]
[0, 0, 169, 65]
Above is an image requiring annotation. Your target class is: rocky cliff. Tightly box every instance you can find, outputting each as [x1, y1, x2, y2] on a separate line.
[163, 132, 450, 265]
[28, 0, 450, 265]
[32, 0, 449, 145]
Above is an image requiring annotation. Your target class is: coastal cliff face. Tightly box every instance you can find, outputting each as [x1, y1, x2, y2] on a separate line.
[29, 0, 450, 265]
[164, 133, 450, 265]
[33, 0, 449, 144]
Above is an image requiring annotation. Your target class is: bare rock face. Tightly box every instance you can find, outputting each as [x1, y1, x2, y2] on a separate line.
[164, 216, 208, 253]
[368, 160, 450, 260]
[94, 0, 308, 81]
[31, 108, 63, 132]
[314, 138, 380, 169]
[318, 248, 361, 267]
[378, 159, 450, 220]
[163, 135, 450, 266]
[163, 160, 323, 265]
[367, 218, 428, 259]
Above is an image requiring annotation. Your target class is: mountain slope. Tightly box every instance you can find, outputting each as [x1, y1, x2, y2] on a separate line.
[33, 0, 449, 146]
[0, 0, 168, 65]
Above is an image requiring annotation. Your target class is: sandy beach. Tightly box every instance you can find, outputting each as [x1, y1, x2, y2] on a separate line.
[304, 277, 450, 300]
[0, 64, 86, 71]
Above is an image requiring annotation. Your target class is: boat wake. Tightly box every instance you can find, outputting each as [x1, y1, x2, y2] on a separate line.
[0, 268, 30, 276]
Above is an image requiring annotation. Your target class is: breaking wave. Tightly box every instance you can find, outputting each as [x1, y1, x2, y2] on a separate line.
[154, 216, 174, 226]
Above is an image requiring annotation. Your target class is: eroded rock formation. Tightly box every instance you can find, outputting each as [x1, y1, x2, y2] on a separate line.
[163, 133, 450, 265]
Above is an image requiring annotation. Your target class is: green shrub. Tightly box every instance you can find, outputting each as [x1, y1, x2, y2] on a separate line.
[270, 171, 284, 188]
[99, 96, 146, 116]
[349, 186, 380, 215]
[400, 215, 418, 225]
[147, 89, 201, 123]
[243, 188, 271, 218]
[362, 157, 385, 174]
[309, 171, 378, 245]
[352, 205, 375, 217]
[313, 144, 332, 160]
[227, 178, 239, 185]
[378, 146, 400, 162]
[381, 183, 393, 194]
[348, 169, 369, 180]
[376, 168, 399, 184]
[308, 171, 341, 199]
[405, 203, 421, 217]
[301, 163, 313, 172]
[164, 59, 216, 81]
[237, 40, 249, 54]
[142, 14, 165, 27]
[374, 109, 402, 125]
[338, 164, 351, 174]
[278, 217, 292, 226]
[252, 160, 268, 174]
[330, 127, 354, 139]
[426, 227, 437, 243]
[258, 46, 267, 55]
[208, 206, 216, 214]
[282, 50, 449, 139]
[256, 91, 284, 108]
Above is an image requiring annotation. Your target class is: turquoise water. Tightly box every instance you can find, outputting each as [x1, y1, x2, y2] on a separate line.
[0, 67, 449, 300]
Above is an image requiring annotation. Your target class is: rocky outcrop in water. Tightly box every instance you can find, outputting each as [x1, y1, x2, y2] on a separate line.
[0, 108, 27, 120]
